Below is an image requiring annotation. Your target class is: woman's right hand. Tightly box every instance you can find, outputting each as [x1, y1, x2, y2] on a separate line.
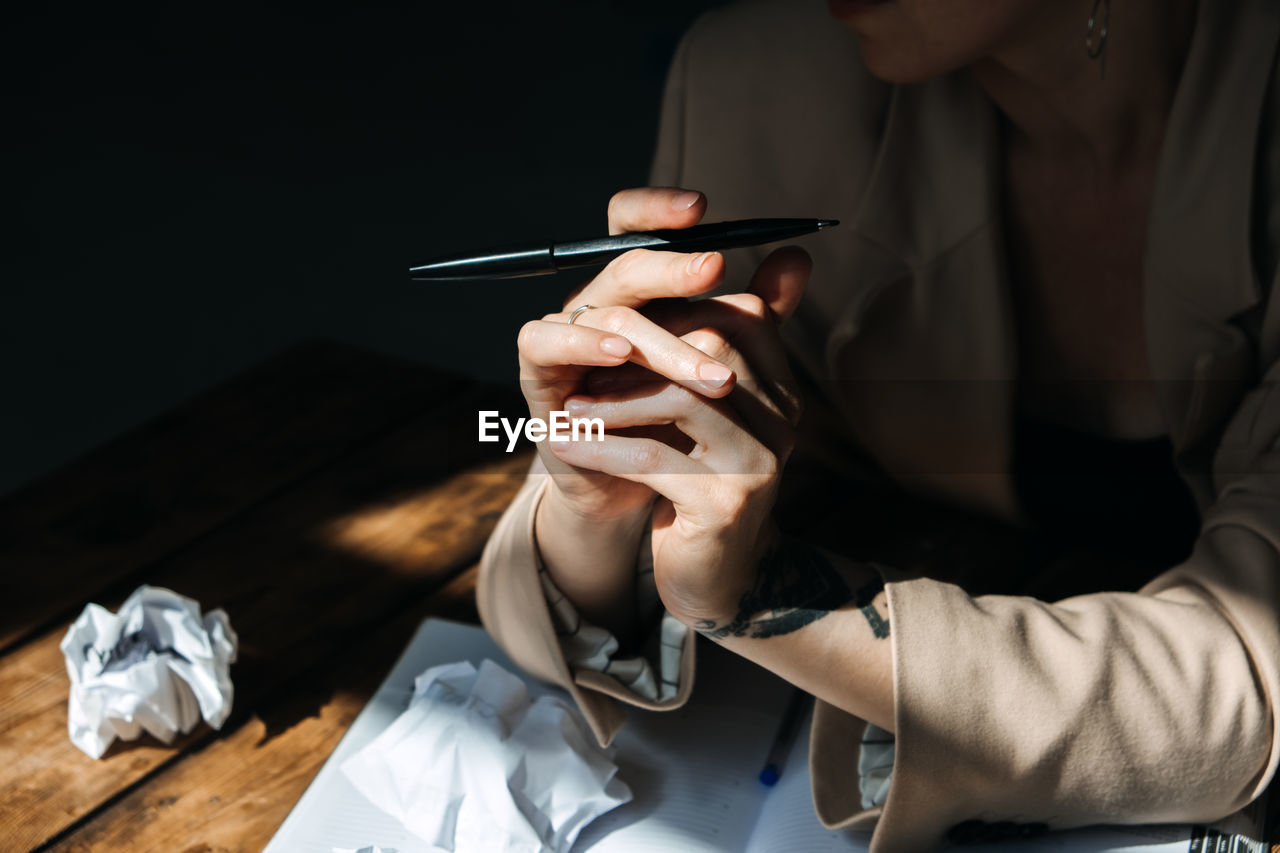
[516, 187, 738, 634]
[517, 187, 737, 524]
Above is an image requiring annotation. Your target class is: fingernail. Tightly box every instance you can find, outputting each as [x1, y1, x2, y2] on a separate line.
[671, 191, 701, 211]
[687, 252, 711, 276]
[564, 398, 590, 415]
[698, 362, 733, 388]
[599, 336, 630, 357]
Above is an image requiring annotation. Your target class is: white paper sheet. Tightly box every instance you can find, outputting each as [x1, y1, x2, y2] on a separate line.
[340, 659, 631, 853]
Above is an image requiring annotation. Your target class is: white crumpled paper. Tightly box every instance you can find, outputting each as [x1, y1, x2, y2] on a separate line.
[60, 584, 238, 759]
[341, 659, 630, 853]
[333, 847, 398, 853]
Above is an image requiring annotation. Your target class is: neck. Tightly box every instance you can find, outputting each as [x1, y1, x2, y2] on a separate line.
[972, 0, 1197, 174]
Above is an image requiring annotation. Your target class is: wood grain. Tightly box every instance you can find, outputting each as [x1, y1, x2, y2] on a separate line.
[0, 340, 464, 652]
[2, 372, 530, 849]
[44, 571, 482, 853]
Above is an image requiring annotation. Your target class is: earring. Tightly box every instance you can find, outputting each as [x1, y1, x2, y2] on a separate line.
[1085, 0, 1110, 79]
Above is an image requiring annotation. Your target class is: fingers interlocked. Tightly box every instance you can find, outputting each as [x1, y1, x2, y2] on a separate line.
[527, 301, 735, 395]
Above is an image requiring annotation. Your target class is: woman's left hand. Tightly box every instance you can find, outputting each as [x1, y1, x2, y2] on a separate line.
[548, 246, 811, 627]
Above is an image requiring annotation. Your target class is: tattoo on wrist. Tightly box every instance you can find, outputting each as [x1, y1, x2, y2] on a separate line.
[693, 538, 876, 640]
[853, 577, 890, 639]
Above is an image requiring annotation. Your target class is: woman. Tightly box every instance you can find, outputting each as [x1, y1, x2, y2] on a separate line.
[480, 0, 1280, 848]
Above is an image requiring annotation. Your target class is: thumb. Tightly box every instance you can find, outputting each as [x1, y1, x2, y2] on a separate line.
[747, 246, 812, 322]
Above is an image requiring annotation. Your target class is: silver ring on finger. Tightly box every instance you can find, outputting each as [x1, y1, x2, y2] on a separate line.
[567, 304, 596, 325]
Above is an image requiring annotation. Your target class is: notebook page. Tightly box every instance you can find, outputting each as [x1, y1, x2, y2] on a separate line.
[573, 699, 779, 852]
[744, 716, 871, 853]
[574, 642, 797, 852]
[294, 787, 436, 853]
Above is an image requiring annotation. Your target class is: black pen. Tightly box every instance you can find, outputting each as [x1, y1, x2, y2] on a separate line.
[408, 218, 839, 280]
[759, 689, 812, 787]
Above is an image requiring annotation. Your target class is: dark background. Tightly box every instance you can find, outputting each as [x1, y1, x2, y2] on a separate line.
[5, 0, 725, 496]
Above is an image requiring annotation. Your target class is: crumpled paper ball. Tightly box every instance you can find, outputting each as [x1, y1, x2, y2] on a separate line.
[341, 659, 631, 853]
[60, 584, 238, 758]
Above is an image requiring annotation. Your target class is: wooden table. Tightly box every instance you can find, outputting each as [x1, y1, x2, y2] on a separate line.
[1, 341, 530, 851]
[2, 339, 1275, 851]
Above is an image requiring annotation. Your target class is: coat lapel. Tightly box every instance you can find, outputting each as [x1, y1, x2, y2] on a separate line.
[820, 0, 1279, 519]
[1145, 0, 1279, 489]
[823, 73, 1019, 517]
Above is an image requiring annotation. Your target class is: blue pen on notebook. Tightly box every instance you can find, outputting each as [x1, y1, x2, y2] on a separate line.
[759, 689, 811, 787]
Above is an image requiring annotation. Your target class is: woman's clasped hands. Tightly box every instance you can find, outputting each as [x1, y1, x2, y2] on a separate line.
[517, 187, 812, 633]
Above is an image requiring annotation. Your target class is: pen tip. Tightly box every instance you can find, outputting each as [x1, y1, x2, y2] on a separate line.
[817, 219, 840, 229]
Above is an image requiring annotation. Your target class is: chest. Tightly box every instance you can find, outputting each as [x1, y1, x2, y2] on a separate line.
[1002, 152, 1166, 438]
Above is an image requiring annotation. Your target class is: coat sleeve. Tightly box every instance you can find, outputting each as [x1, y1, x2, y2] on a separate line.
[476, 454, 697, 747]
[819, 361, 1280, 849]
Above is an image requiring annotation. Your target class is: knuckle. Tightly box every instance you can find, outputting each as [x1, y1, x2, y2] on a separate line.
[609, 248, 648, 282]
[720, 292, 768, 321]
[757, 451, 782, 480]
[669, 387, 706, 420]
[777, 439, 795, 468]
[712, 485, 750, 519]
[683, 328, 730, 359]
[629, 441, 664, 473]
[740, 434, 782, 483]
[606, 190, 632, 225]
[563, 328, 591, 351]
[668, 252, 693, 281]
[595, 305, 633, 334]
[740, 478, 775, 515]
[737, 292, 770, 319]
[703, 337, 736, 365]
[517, 320, 541, 352]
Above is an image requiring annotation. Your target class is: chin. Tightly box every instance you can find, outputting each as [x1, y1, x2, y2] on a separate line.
[856, 42, 955, 84]
[836, 10, 979, 84]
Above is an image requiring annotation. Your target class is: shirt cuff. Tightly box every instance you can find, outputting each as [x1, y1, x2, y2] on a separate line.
[538, 529, 687, 703]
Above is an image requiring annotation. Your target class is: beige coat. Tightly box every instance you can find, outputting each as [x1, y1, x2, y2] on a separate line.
[479, 0, 1280, 849]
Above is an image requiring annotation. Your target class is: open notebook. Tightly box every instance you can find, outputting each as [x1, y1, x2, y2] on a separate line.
[266, 619, 1268, 853]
